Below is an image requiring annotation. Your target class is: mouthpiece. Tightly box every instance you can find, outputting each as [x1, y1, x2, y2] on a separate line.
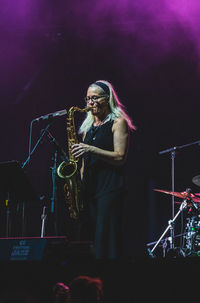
[86, 106, 95, 111]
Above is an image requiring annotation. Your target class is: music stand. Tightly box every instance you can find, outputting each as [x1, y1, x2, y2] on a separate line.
[0, 161, 38, 237]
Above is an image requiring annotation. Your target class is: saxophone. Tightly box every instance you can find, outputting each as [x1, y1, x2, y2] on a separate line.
[57, 106, 91, 220]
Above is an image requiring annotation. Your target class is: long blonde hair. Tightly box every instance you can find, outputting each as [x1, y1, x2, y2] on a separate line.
[79, 80, 136, 134]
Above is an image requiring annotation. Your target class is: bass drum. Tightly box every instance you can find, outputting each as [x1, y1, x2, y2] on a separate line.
[182, 215, 200, 256]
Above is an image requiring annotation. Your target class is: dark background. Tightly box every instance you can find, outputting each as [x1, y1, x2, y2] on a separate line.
[0, 0, 200, 258]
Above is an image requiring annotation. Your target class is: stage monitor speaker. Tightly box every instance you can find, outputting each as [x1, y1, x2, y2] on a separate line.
[0, 236, 68, 261]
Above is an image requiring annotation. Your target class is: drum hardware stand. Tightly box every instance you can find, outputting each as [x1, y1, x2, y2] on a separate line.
[147, 233, 185, 258]
[159, 138, 200, 249]
[162, 238, 168, 257]
[148, 189, 191, 257]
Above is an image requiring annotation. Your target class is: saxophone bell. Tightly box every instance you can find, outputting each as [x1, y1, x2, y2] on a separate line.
[57, 160, 77, 179]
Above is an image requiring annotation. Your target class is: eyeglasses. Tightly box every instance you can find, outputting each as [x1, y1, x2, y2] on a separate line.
[84, 95, 107, 103]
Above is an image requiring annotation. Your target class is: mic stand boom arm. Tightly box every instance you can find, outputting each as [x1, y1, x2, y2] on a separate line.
[45, 130, 69, 162]
[22, 122, 52, 169]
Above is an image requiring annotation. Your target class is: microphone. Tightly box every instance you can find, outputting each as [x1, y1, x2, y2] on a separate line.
[32, 109, 67, 122]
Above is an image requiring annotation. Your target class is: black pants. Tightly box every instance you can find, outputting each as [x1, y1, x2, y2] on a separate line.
[88, 190, 123, 260]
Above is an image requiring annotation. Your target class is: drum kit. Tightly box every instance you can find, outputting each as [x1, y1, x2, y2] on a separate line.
[147, 174, 200, 258]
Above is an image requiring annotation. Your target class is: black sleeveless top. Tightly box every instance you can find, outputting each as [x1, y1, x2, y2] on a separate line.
[82, 120, 124, 200]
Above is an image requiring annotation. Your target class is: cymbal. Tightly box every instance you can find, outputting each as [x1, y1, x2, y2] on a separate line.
[154, 189, 200, 203]
[192, 175, 200, 187]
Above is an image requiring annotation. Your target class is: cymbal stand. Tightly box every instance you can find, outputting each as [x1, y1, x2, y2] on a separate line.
[159, 146, 177, 248]
[159, 139, 200, 249]
[148, 196, 188, 257]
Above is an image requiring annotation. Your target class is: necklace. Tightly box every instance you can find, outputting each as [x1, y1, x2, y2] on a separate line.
[91, 114, 111, 141]
[94, 113, 111, 127]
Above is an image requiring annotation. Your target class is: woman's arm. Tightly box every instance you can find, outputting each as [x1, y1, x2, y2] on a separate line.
[72, 118, 129, 165]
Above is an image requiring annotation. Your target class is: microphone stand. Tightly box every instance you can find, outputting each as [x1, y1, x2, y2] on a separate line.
[50, 149, 58, 236]
[45, 130, 68, 162]
[21, 120, 67, 237]
[22, 122, 52, 169]
[44, 130, 68, 236]
[21, 122, 51, 238]
[41, 206, 47, 238]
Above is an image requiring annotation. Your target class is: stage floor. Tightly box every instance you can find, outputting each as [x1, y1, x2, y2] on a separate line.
[0, 255, 199, 302]
[0, 237, 199, 302]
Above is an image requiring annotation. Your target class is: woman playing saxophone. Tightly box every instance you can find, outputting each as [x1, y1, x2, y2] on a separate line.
[71, 80, 136, 260]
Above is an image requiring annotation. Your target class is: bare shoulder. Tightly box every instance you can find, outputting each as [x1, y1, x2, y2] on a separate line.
[113, 117, 128, 132]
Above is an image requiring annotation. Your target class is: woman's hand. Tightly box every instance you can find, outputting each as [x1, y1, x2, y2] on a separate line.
[72, 118, 129, 165]
[72, 143, 91, 158]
